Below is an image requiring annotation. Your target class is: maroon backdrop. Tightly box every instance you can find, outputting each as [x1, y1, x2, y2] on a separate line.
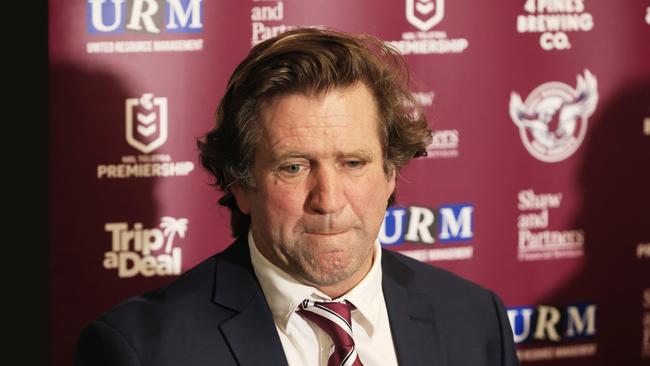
[50, 1, 650, 365]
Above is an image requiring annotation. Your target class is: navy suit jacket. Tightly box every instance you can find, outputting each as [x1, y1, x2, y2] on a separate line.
[76, 237, 520, 365]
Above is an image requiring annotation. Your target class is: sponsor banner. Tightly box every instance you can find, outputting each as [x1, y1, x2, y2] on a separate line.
[508, 302, 598, 361]
[410, 90, 460, 159]
[510, 70, 598, 163]
[641, 288, 650, 359]
[103, 217, 188, 278]
[516, 189, 584, 261]
[387, 0, 469, 55]
[516, 0, 594, 51]
[425, 129, 459, 159]
[95, 93, 195, 179]
[250, 0, 303, 46]
[638, 242, 650, 259]
[86, 0, 205, 54]
[380, 204, 474, 261]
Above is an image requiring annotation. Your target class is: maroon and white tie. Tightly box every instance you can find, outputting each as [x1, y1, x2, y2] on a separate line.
[297, 299, 364, 366]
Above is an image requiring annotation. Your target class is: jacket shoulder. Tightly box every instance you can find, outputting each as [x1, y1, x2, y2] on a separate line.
[382, 248, 491, 299]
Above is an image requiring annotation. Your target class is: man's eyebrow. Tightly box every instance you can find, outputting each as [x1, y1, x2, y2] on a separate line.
[270, 151, 311, 164]
[271, 150, 375, 163]
[338, 150, 374, 161]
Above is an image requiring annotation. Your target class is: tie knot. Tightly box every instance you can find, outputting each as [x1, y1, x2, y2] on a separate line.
[297, 299, 364, 366]
[299, 299, 354, 324]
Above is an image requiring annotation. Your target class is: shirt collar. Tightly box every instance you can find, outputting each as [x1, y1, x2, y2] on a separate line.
[248, 230, 384, 335]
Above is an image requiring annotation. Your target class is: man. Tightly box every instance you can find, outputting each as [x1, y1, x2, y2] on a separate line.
[76, 28, 519, 366]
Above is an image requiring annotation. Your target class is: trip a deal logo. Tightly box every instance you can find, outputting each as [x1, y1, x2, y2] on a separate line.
[508, 303, 598, 362]
[103, 216, 188, 278]
[86, 0, 205, 54]
[379, 203, 474, 261]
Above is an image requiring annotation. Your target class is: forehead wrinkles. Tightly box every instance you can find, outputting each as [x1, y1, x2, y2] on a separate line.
[257, 84, 382, 155]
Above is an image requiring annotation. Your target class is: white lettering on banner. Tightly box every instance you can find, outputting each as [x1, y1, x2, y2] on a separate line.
[439, 206, 473, 240]
[423, 129, 459, 159]
[88, 0, 125, 33]
[386, 0, 469, 55]
[103, 217, 188, 278]
[644, 289, 650, 358]
[126, 0, 161, 33]
[167, 0, 203, 30]
[95, 93, 195, 180]
[97, 161, 195, 178]
[516, 189, 585, 261]
[516, 0, 594, 51]
[518, 189, 562, 210]
[517, 343, 597, 361]
[86, 39, 204, 54]
[86, 0, 204, 54]
[250, 1, 304, 46]
[637, 243, 650, 258]
[412, 91, 435, 107]
[400, 246, 473, 261]
[404, 206, 436, 244]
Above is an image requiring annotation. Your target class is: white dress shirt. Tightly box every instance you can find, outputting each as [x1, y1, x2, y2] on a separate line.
[248, 231, 400, 366]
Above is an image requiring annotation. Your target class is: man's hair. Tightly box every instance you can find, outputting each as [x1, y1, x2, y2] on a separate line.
[198, 28, 431, 238]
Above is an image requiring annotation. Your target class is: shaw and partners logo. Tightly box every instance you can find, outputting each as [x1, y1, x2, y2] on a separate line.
[86, 0, 204, 54]
[380, 204, 474, 261]
[103, 217, 187, 278]
[508, 303, 598, 362]
[516, 189, 584, 261]
[96, 93, 194, 179]
[510, 69, 598, 163]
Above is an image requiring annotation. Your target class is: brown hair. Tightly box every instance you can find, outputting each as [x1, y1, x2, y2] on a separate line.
[198, 28, 431, 237]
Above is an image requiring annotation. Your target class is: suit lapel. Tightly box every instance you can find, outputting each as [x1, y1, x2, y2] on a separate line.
[382, 250, 447, 366]
[213, 238, 289, 366]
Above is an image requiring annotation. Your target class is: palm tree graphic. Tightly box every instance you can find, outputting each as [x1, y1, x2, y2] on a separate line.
[160, 216, 189, 254]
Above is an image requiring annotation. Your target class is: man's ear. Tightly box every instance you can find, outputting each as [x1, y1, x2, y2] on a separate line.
[230, 184, 251, 214]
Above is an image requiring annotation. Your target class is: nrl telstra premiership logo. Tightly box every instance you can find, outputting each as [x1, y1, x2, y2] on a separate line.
[509, 70, 598, 163]
[125, 93, 168, 154]
[406, 0, 444, 31]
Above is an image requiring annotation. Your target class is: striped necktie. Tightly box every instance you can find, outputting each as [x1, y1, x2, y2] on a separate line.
[298, 299, 364, 366]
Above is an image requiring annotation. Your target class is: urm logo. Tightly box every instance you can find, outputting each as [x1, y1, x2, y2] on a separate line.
[379, 204, 474, 246]
[507, 303, 597, 344]
[87, 0, 203, 34]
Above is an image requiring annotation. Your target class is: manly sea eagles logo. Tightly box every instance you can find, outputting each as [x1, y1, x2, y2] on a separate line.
[125, 93, 168, 154]
[509, 70, 598, 163]
[406, 0, 444, 31]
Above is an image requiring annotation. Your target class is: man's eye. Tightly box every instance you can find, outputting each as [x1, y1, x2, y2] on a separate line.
[344, 160, 366, 169]
[281, 164, 303, 174]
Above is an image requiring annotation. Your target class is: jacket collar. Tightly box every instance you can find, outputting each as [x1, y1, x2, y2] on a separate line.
[212, 236, 290, 366]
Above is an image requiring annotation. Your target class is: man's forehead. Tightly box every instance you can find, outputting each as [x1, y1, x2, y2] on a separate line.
[259, 84, 379, 124]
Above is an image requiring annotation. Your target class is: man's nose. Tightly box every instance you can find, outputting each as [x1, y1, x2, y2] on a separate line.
[307, 165, 347, 214]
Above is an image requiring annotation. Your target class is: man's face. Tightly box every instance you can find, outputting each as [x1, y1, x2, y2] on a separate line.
[233, 83, 395, 296]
